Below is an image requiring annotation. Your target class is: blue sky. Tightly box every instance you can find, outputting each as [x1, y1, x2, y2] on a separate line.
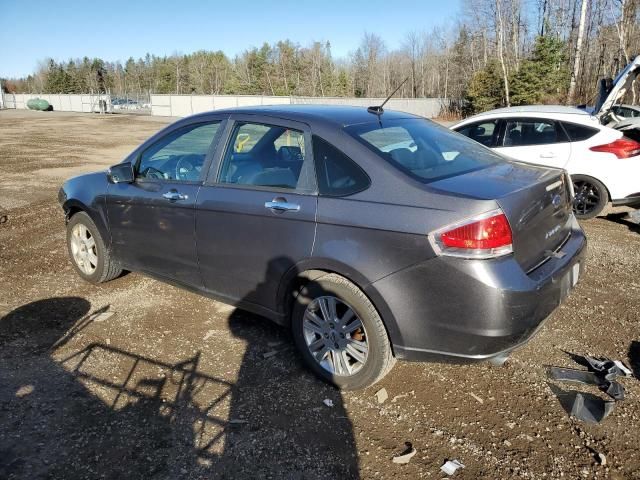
[0, 0, 461, 78]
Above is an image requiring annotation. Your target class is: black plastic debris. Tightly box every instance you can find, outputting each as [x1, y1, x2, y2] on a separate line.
[547, 354, 631, 423]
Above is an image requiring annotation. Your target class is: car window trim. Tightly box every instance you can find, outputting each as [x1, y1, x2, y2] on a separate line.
[133, 118, 227, 185]
[206, 115, 318, 195]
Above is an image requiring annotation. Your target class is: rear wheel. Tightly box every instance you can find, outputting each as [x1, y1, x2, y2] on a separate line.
[67, 212, 122, 284]
[572, 175, 608, 220]
[292, 273, 395, 390]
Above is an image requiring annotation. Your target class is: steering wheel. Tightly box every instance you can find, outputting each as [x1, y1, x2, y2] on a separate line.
[141, 166, 165, 179]
[175, 154, 202, 181]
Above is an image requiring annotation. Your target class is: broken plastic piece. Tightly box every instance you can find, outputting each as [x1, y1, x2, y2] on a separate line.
[548, 383, 615, 424]
[441, 459, 465, 475]
[613, 360, 632, 377]
[392, 443, 416, 464]
[549, 353, 630, 401]
[570, 393, 615, 424]
[323, 399, 334, 408]
[603, 381, 625, 401]
[548, 367, 603, 386]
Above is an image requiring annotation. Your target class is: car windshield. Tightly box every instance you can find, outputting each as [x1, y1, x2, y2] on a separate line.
[345, 118, 504, 183]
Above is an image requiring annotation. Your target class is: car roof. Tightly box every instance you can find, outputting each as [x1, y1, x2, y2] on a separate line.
[187, 104, 420, 127]
[471, 105, 590, 116]
[451, 105, 602, 129]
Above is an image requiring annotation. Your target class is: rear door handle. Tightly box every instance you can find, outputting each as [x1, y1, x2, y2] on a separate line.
[539, 152, 557, 158]
[265, 198, 300, 212]
[162, 190, 188, 201]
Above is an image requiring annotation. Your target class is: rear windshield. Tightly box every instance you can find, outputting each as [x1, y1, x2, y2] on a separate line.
[345, 118, 504, 183]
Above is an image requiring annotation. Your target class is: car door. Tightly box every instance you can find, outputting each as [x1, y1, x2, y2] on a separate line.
[493, 117, 571, 169]
[195, 115, 317, 314]
[106, 118, 225, 287]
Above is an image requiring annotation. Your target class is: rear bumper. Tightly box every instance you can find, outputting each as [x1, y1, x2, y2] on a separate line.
[369, 216, 587, 362]
[612, 194, 640, 208]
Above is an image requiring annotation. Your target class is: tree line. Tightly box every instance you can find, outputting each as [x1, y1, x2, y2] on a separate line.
[2, 0, 638, 115]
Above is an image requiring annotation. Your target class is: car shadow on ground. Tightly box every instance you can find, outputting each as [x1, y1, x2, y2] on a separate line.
[0, 293, 359, 478]
[603, 212, 640, 234]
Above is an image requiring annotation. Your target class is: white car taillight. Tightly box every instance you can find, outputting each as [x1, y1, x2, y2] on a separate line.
[429, 209, 513, 259]
[589, 137, 640, 159]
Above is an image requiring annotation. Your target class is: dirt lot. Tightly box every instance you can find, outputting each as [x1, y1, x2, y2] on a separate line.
[1, 109, 639, 479]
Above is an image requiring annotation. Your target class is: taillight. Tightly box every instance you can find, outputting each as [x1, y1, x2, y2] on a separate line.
[429, 209, 513, 259]
[589, 137, 640, 159]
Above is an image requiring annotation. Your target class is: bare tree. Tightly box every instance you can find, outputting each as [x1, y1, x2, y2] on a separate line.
[568, 0, 589, 104]
[495, 0, 511, 106]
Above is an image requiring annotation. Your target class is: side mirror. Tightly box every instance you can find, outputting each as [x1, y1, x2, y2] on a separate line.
[108, 162, 134, 183]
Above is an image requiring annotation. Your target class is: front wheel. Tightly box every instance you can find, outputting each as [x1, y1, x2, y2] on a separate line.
[67, 211, 122, 284]
[572, 175, 609, 220]
[292, 273, 395, 390]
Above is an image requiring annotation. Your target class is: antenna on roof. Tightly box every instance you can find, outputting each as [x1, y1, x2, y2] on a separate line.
[367, 77, 409, 115]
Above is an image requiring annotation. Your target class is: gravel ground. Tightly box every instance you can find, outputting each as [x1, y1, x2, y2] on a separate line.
[1, 109, 639, 479]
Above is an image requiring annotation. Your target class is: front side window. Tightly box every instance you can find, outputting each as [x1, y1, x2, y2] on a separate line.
[219, 122, 313, 191]
[346, 118, 503, 184]
[313, 135, 370, 196]
[502, 118, 567, 146]
[455, 119, 500, 147]
[137, 122, 220, 181]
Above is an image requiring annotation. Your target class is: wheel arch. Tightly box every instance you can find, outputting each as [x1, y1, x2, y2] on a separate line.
[571, 173, 612, 202]
[63, 199, 111, 249]
[276, 258, 403, 351]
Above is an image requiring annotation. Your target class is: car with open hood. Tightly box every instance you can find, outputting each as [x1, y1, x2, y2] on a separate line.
[452, 59, 640, 219]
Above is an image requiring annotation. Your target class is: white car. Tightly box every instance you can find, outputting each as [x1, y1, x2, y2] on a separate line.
[452, 56, 640, 219]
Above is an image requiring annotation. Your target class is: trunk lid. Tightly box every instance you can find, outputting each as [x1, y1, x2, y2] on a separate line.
[430, 161, 573, 272]
[596, 55, 640, 116]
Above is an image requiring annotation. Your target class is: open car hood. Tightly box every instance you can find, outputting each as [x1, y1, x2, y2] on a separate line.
[596, 56, 640, 117]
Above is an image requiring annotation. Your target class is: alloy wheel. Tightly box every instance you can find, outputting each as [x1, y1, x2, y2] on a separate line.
[302, 296, 369, 376]
[70, 223, 98, 275]
[572, 179, 602, 216]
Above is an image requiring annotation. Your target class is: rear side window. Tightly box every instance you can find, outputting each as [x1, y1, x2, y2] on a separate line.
[218, 122, 315, 192]
[455, 119, 500, 147]
[502, 118, 568, 146]
[313, 136, 370, 196]
[346, 118, 502, 184]
[561, 122, 599, 141]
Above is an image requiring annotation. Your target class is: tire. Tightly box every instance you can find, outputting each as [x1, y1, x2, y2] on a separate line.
[572, 175, 609, 220]
[66, 211, 122, 284]
[291, 273, 395, 390]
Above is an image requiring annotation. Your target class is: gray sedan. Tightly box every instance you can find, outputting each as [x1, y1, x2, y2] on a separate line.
[59, 105, 586, 389]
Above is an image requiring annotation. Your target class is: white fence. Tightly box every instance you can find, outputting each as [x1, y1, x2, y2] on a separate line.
[2, 93, 111, 113]
[151, 94, 445, 118]
[0, 92, 446, 118]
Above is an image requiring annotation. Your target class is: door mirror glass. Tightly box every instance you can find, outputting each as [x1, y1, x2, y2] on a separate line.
[108, 162, 134, 183]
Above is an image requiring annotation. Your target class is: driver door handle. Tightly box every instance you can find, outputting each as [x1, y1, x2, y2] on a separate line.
[265, 198, 300, 212]
[162, 190, 188, 201]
